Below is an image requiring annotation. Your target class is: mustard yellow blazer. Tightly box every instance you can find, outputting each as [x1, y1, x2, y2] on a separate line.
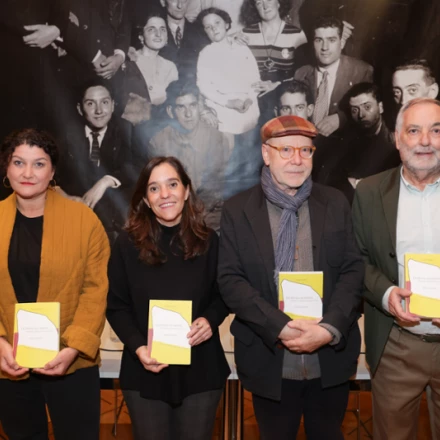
[0, 190, 110, 379]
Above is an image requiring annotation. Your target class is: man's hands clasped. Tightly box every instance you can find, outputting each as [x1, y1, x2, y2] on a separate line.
[278, 318, 333, 353]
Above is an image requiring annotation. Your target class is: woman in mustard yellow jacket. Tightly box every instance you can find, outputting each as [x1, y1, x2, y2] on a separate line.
[0, 128, 110, 440]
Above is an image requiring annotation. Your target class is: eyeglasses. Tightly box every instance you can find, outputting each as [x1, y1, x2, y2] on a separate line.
[264, 143, 316, 159]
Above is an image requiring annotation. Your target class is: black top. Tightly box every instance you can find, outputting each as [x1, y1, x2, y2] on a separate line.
[106, 225, 230, 406]
[8, 209, 43, 303]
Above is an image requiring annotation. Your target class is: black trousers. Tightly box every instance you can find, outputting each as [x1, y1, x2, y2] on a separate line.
[0, 366, 100, 440]
[252, 378, 349, 440]
[123, 388, 223, 440]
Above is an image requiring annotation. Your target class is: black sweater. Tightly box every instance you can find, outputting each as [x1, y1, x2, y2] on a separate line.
[106, 225, 230, 405]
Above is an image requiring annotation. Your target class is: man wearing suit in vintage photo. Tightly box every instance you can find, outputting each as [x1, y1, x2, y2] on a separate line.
[58, 80, 131, 241]
[0, 0, 72, 139]
[158, 0, 210, 78]
[294, 15, 373, 137]
[60, 0, 131, 83]
[326, 82, 401, 203]
[218, 114, 363, 439]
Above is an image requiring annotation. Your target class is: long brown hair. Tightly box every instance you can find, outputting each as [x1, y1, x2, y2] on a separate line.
[126, 156, 210, 265]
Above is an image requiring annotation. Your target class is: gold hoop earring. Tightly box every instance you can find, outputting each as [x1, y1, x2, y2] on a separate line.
[50, 178, 57, 187]
[3, 176, 11, 188]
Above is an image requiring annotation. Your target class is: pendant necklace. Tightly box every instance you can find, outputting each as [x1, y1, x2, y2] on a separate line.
[260, 20, 283, 71]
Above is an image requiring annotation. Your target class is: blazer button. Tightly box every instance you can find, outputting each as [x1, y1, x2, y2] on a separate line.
[391, 279, 397, 284]
[389, 252, 396, 258]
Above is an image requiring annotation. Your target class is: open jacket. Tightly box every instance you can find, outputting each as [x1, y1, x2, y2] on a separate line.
[218, 183, 364, 400]
[0, 190, 110, 379]
[352, 166, 401, 374]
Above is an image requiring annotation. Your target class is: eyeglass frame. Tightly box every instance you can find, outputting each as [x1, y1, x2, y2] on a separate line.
[264, 143, 316, 159]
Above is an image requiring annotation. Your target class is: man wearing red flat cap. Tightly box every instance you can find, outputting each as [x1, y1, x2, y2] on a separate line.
[218, 115, 364, 439]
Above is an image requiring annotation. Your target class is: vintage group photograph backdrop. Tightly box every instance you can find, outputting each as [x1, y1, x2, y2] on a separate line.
[1, 0, 440, 238]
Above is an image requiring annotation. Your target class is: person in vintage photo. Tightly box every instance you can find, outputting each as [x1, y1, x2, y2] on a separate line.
[238, 0, 308, 123]
[185, 0, 243, 28]
[392, 59, 439, 107]
[49, 0, 131, 83]
[148, 80, 229, 228]
[344, 83, 400, 181]
[275, 79, 314, 119]
[294, 15, 373, 137]
[0, 0, 71, 139]
[158, 0, 210, 78]
[240, 0, 307, 92]
[125, 11, 178, 107]
[322, 82, 401, 203]
[197, 7, 261, 147]
[58, 81, 131, 241]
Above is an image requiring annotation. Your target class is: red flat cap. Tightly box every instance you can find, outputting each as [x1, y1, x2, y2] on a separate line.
[260, 115, 318, 142]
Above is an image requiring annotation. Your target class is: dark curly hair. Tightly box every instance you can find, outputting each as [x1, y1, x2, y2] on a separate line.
[312, 15, 343, 39]
[197, 7, 233, 32]
[276, 79, 313, 106]
[0, 128, 59, 173]
[126, 156, 210, 265]
[240, 0, 292, 28]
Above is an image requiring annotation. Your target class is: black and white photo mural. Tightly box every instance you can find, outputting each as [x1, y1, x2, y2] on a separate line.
[1, 0, 439, 238]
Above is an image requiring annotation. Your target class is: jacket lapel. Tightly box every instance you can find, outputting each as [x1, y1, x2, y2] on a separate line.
[308, 185, 326, 269]
[244, 186, 276, 298]
[309, 68, 318, 100]
[331, 55, 348, 105]
[37, 189, 57, 302]
[0, 194, 18, 305]
[379, 167, 400, 252]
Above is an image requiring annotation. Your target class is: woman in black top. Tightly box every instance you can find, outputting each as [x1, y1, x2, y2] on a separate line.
[106, 156, 230, 440]
[0, 129, 109, 440]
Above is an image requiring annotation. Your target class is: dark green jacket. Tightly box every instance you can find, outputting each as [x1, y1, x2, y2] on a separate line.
[352, 167, 401, 374]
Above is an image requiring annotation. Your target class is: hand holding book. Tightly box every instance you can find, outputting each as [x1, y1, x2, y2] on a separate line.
[387, 286, 420, 324]
[0, 337, 29, 377]
[187, 317, 212, 347]
[404, 254, 440, 318]
[136, 345, 169, 373]
[32, 347, 79, 376]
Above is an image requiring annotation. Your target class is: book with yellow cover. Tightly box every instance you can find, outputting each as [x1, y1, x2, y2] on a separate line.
[13, 302, 60, 368]
[147, 300, 192, 365]
[279, 272, 323, 320]
[404, 253, 440, 318]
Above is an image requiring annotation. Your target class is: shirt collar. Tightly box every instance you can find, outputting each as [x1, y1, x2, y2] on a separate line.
[167, 18, 185, 35]
[85, 125, 108, 142]
[400, 166, 440, 192]
[317, 59, 340, 77]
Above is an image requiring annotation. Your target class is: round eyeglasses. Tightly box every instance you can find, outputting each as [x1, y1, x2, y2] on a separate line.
[264, 143, 316, 159]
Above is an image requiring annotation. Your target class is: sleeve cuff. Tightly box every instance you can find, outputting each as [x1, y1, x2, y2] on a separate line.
[319, 323, 342, 346]
[92, 50, 102, 64]
[62, 325, 101, 360]
[114, 49, 126, 61]
[382, 286, 395, 312]
[105, 175, 121, 188]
